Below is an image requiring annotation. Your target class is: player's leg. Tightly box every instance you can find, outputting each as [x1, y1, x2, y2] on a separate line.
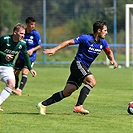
[14, 58, 24, 89]
[0, 67, 15, 110]
[73, 75, 96, 114]
[19, 61, 34, 91]
[13, 68, 28, 96]
[42, 83, 76, 106]
[13, 58, 24, 96]
[69, 60, 95, 114]
[19, 68, 29, 91]
[13, 60, 33, 96]
[36, 84, 77, 115]
[14, 69, 20, 89]
[75, 75, 96, 106]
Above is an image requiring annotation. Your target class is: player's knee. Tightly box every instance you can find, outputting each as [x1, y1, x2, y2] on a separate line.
[91, 80, 96, 87]
[63, 85, 77, 97]
[14, 70, 20, 76]
[63, 89, 75, 97]
[63, 91, 71, 97]
[6, 80, 15, 89]
[22, 68, 29, 74]
[84, 77, 96, 87]
[7, 83, 15, 89]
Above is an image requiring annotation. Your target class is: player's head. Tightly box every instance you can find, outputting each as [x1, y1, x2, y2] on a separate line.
[25, 17, 36, 31]
[13, 23, 25, 42]
[93, 20, 108, 38]
[25, 17, 36, 24]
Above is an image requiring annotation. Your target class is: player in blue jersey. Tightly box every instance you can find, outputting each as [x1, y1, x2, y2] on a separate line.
[36, 20, 118, 115]
[0, 23, 37, 111]
[13, 17, 42, 96]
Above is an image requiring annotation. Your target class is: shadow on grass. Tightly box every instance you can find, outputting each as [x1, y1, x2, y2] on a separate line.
[4, 112, 73, 116]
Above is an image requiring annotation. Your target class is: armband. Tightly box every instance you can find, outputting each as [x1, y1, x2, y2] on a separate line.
[104, 47, 111, 53]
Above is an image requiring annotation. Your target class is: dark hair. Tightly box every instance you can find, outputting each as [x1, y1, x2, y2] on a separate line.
[13, 23, 25, 32]
[93, 20, 107, 33]
[25, 17, 36, 24]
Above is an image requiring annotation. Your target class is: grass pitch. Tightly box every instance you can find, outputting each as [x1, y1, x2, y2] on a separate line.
[0, 65, 133, 133]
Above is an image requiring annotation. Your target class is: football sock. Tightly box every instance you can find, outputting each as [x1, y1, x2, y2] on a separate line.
[15, 75, 19, 89]
[19, 74, 27, 90]
[0, 87, 12, 105]
[42, 91, 65, 106]
[75, 85, 92, 106]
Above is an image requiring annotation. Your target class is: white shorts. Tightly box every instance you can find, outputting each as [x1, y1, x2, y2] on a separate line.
[0, 66, 15, 83]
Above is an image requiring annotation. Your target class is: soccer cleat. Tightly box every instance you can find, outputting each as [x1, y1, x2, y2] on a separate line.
[0, 107, 4, 111]
[12, 88, 22, 96]
[36, 102, 46, 115]
[73, 105, 89, 114]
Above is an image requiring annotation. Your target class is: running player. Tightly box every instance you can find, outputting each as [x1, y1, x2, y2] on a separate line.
[13, 17, 42, 96]
[36, 20, 118, 115]
[0, 23, 37, 111]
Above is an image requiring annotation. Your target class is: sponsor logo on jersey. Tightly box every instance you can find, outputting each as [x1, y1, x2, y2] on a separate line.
[25, 38, 33, 43]
[88, 46, 102, 54]
[30, 36, 34, 39]
[100, 45, 103, 49]
[18, 45, 22, 49]
[76, 37, 80, 40]
[4, 49, 19, 55]
[4, 36, 10, 39]
[7, 44, 11, 46]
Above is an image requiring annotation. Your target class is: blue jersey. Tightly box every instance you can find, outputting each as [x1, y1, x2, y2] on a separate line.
[18, 29, 42, 61]
[74, 34, 109, 68]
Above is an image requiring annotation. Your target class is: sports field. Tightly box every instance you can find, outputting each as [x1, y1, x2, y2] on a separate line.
[0, 65, 132, 133]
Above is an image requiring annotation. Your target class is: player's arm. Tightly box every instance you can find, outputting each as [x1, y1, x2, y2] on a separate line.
[0, 37, 6, 57]
[0, 50, 14, 61]
[104, 47, 118, 68]
[0, 43, 14, 60]
[43, 39, 75, 56]
[27, 45, 42, 56]
[0, 51, 6, 57]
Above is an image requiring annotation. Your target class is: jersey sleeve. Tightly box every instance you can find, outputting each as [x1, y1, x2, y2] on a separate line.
[0, 36, 6, 57]
[74, 35, 87, 44]
[102, 39, 110, 49]
[21, 41, 32, 70]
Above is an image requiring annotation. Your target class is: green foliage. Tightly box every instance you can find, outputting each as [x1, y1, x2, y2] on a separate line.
[0, 0, 22, 33]
[0, 66, 132, 133]
[46, 16, 93, 43]
[1, 0, 133, 44]
[67, 15, 93, 35]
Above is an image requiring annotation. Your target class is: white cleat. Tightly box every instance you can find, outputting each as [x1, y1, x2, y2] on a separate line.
[36, 102, 46, 115]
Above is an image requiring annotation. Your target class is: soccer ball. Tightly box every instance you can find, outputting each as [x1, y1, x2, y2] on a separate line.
[127, 101, 133, 115]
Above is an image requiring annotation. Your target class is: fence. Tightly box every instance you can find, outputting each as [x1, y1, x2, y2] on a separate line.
[35, 43, 128, 66]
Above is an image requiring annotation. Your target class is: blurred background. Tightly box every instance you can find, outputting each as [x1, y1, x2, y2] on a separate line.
[0, 0, 133, 66]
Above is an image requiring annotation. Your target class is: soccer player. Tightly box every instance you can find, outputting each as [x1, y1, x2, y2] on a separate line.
[13, 17, 42, 96]
[0, 23, 37, 111]
[36, 20, 118, 115]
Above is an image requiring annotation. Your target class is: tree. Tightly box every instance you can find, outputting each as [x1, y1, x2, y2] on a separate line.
[0, 0, 22, 34]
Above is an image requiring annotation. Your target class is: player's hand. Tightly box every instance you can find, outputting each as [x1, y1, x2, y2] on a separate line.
[27, 49, 33, 56]
[6, 54, 14, 61]
[110, 60, 118, 69]
[30, 69, 37, 77]
[43, 49, 56, 56]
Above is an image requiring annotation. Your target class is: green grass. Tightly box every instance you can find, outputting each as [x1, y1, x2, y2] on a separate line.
[0, 65, 133, 133]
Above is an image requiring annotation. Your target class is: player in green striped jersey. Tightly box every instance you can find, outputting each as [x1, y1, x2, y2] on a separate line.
[0, 23, 37, 111]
